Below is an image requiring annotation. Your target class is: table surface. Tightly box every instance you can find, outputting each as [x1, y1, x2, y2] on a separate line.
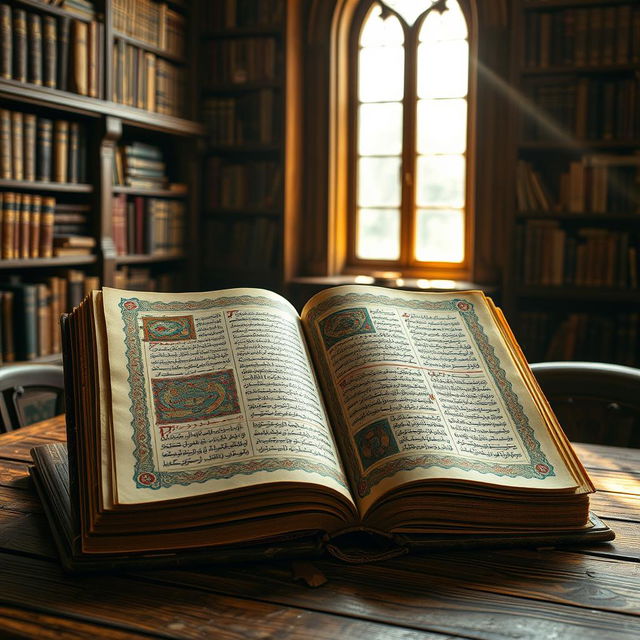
[1, 416, 640, 639]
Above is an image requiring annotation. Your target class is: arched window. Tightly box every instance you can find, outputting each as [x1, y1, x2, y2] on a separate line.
[348, 0, 472, 275]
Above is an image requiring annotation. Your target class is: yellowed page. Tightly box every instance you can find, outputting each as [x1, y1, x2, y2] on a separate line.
[301, 285, 583, 515]
[101, 287, 352, 506]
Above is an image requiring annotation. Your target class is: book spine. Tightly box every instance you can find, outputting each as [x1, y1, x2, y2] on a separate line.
[0, 3, 11, 80]
[2, 291, 14, 362]
[39, 197, 55, 258]
[67, 121, 79, 183]
[57, 16, 70, 91]
[23, 113, 36, 182]
[13, 9, 27, 83]
[37, 283, 52, 357]
[47, 276, 61, 353]
[20, 285, 37, 361]
[36, 117, 53, 182]
[1, 191, 15, 259]
[88, 19, 98, 98]
[29, 195, 41, 258]
[19, 193, 31, 259]
[27, 12, 42, 85]
[53, 119, 69, 183]
[69, 20, 88, 95]
[0, 108, 11, 179]
[42, 15, 57, 89]
[11, 111, 23, 181]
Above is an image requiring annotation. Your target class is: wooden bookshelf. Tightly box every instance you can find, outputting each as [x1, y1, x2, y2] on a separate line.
[0, 0, 202, 364]
[505, 0, 640, 367]
[198, 0, 286, 292]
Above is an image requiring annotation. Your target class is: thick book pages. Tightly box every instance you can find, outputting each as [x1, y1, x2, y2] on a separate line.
[31, 286, 613, 569]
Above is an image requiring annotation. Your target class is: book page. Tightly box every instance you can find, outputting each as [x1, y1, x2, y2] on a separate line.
[101, 287, 351, 505]
[301, 286, 582, 514]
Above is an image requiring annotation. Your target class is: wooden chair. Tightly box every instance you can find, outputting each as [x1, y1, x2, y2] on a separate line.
[530, 361, 640, 448]
[0, 363, 65, 433]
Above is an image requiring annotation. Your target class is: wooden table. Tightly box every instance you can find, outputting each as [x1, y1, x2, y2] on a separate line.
[1, 416, 640, 639]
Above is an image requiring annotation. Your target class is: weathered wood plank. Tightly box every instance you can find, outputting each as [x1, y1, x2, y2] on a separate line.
[576, 519, 640, 561]
[130, 557, 640, 640]
[573, 442, 640, 473]
[0, 509, 58, 559]
[589, 490, 640, 521]
[589, 468, 640, 496]
[0, 605, 156, 640]
[0, 458, 30, 487]
[0, 553, 451, 640]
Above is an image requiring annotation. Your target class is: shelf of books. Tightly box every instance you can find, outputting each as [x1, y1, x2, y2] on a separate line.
[506, 0, 640, 367]
[0, 0, 202, 364]
[199, 0, 285, 292]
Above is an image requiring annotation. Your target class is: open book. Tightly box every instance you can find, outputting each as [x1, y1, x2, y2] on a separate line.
[30, 285, 613, 569]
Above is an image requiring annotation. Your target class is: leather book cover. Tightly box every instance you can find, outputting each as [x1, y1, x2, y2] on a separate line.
[12, 8, 26, 83]
[43, 15, 57, 89]
[0, 4, 11, 80]
[27, 12, 42, 85]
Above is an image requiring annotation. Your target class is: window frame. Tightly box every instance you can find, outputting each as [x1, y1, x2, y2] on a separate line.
[343, 0, 477, 279]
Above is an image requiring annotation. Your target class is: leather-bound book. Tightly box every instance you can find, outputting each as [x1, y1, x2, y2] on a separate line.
[43, 15, 57, 88]
[56, 15, 70, 91]
[12, 8, 26, 83]
[23, 113, 36, 182]
[27, 12, 42, 85]
[39, 196, 55, 258]
[53, 119, 69, 183]
[11, 110, 23, 180]
[36, 117, 53, 182]
[0, 3, 11, 80]
[0, 108, 11, 179]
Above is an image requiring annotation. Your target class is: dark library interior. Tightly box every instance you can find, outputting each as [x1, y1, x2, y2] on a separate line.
[0, 0, 638, 367]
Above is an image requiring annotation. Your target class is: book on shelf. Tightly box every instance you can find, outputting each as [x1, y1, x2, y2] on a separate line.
[1, 192, 56, 259]
[30, 284, 613, 571]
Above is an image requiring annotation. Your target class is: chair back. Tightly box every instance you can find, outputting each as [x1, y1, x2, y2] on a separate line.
[0, 364, 65, 433]
[530, 361, 640, 447]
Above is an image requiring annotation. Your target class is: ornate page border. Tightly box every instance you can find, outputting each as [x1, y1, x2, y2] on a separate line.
[304, 291, 554, 498]
[117, 294, 347, 490]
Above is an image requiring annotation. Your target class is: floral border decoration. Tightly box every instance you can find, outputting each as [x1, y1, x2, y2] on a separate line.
[118, 295, 347, 490]
[304, 292, 555, 498]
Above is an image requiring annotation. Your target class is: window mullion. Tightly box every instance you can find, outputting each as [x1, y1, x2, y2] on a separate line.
[401, 24, 418, 269]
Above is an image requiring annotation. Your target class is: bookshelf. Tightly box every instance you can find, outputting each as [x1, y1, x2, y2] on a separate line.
[505, 0, 640, 366]
[0, 0, 204, 363]
[198, 0, 286, 292]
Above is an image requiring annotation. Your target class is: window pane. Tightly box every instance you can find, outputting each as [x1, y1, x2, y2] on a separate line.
[359, 103, 403, 155]
[420, 1, 468, 42]
[360, 6, 404, 47]
[415, 208, 464, 262]
[416, 155, 465, 207]
[357, 208, 400, 260]
[418, 40, 468, 98]
[359, 46, 405, 102]
[358, 157, 401, 207]
[417, 98, 467, 154]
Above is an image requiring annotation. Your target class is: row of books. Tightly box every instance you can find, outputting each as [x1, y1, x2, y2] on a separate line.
[203, 37, 277, 86]
[201, 0, 284, 30]
[112, 195, 185, 257]
[205, 158, 282, 209]
[113, 141, 168, 189]
[0, 270, 98, 362]
[0, 108, 87, 183]
[524, 5, 640, 69]
[518, 221, 639, 289]
[519, 311, 639, 368]
[113, 265, 180, 292]
[113, 0, 185, 58]
[0, 4, 102, 97]
[203, 217, 277, 271]
[525, 76, 640, 142]
[112, 41, 185, 116]
[0, 192, 95, 260]
[517, 156, 640, 214]
[202, 91, 279, 145]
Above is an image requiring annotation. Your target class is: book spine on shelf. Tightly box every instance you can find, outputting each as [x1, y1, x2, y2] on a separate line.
[27, 12, 42, 86]
[13, 8, 27, 83]
[53, 120, 69, 183]
[1, 191, 16, 259]
[29, 195, 41, 258]
[0, 3, 11, 80]
[37, 282, 52, 357]
[42, 15, 57, 89]
[88, 19, 98, 98]
[67, 121, 80, 183]
[36, 117, 53, 182]
[11, 111, 23, 181]
[0, 108, 11, 179]
[39, 197, 55, 259]
[69, 19, 88, 95]
[23, 113, 36, 182]
[19, 193, 31, 259]
[1, 290, 14, 362]
[57, 15, 70, 91]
